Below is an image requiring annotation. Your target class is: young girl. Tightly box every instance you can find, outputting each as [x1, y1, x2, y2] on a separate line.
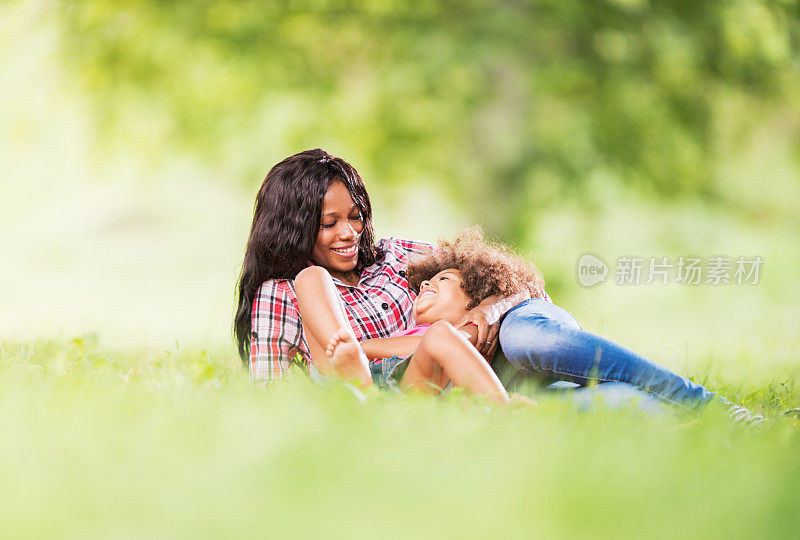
[295, 228, 545, 404]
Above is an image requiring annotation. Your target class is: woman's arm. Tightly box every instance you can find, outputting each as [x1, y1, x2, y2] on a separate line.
[474, 290, 531, 324]
[455, 291, 530, 359]
[250, 279, 306, 382]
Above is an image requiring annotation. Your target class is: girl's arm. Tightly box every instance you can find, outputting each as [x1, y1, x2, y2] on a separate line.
[360, 336, 423, 359]
[458, 324, 480, 346]
[362, 325, 479, 359]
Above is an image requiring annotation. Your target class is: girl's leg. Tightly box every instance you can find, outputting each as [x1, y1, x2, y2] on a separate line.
[499, 299, 716, 411]
[400, 321, 510, 404]
[294, 266, 371, 387]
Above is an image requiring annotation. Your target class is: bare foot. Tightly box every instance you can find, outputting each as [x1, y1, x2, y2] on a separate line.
[325, 328, 353, 357]
[326, 328, 371, 387]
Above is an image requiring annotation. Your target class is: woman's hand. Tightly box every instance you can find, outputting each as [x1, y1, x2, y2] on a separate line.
[455, 307, 501, 360]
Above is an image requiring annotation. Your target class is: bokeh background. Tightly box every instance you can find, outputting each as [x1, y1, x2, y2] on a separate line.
[2, 0, 799, 384]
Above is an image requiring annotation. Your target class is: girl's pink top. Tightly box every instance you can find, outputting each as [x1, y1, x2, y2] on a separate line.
[390, 322, 477, 338]
[391, 324, 431, 337]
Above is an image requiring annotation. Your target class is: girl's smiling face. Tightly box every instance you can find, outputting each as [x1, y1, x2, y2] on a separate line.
[413, 269, 471, 325]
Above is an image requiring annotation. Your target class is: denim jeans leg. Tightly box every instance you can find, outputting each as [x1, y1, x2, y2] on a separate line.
[499, 299, 717, 410]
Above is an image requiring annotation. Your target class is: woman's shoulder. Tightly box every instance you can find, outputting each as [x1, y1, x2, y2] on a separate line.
[377, 237, 436, 259]
[254, 278, 297, 301]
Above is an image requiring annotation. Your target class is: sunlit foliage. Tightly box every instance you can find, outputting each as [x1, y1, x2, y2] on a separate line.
[55, 0, 800, 239]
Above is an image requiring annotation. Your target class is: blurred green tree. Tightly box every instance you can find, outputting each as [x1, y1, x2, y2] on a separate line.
[55, 0, 800, 242]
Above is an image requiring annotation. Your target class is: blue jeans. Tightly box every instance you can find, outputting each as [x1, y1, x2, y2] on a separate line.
[499, 299, 717, 411]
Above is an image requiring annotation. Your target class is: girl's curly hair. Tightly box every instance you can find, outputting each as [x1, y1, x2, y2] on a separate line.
[407, 227, 546, 309]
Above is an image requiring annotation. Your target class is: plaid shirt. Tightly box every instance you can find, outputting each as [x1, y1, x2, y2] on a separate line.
[249, 237, 551, 381]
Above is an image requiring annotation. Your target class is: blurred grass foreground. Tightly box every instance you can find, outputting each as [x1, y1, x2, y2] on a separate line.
[1, 338, 799, 538]
[1, 1, 800, 537]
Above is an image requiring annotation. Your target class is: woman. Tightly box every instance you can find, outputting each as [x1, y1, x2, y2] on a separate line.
[234, 149, 761, 423]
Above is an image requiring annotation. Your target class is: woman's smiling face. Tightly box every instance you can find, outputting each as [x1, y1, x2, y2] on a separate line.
[311, 180, 364, 285]
[413, 269, 471, 325]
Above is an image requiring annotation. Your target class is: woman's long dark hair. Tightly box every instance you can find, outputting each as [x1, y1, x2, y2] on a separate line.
[234, 149, 382, 364]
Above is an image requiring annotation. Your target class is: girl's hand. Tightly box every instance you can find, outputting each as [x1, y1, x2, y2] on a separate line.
[455, 307, 500, 360]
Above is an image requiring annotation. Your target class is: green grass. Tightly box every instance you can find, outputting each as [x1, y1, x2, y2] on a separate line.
[1, 337, 799, 539]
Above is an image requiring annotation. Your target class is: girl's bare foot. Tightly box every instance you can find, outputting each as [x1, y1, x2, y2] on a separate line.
[326, 329, 371, 387]
[325, 328, 353, 357]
